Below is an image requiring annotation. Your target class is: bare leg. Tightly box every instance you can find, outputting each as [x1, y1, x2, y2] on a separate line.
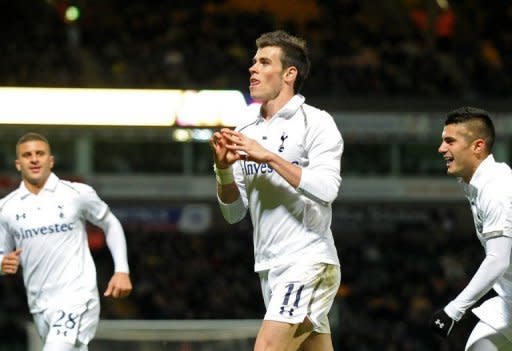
[299, 331, 334, 351]
[254, 319, 313, 351]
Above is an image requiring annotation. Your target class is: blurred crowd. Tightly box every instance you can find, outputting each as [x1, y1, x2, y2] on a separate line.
[1, 1, 512, 100]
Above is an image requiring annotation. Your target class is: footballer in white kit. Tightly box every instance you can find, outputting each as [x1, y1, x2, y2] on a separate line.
[211, 30, 343, 351]
[223, 95, 341, 272]
[432, 107, 512, 351]
[0, 133, 132, 351]
[223, 94, 342, 330]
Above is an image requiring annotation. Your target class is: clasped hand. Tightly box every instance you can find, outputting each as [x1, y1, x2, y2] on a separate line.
[210, 128, 269, 167]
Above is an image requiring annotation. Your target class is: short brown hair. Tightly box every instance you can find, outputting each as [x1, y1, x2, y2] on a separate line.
[256, 30, 310, 93]
[16, 132, 51, 157]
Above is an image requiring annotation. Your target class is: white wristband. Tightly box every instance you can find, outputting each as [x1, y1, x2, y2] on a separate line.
[214, 164, 234, 185]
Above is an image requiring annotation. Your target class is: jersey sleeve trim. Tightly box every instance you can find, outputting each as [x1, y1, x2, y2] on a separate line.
[482, 230, 505, 240]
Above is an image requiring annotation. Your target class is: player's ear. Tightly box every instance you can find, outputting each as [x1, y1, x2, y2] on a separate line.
[283, 67, 297, 82]
[15, 160, 21, 172]
[473, 138, 486, 154]
[49, 155, 55, 169]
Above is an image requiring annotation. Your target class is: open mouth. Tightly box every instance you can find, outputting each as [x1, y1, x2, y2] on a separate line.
[249, 78, 260, 87]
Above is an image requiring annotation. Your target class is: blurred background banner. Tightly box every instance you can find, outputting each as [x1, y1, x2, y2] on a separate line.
[106, 204, 213, 234]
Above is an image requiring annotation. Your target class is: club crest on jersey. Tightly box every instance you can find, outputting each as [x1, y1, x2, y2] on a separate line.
[278, 132, 288, 153]
[58, 205, 64, 218]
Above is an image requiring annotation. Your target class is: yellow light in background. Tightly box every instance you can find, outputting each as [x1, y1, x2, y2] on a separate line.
[0, 87, 247, 127]
[177, 90, 246, 127]
[65, 6, 80, 22]
[173, 129, 192, 142]
[436, 0, 450, 9]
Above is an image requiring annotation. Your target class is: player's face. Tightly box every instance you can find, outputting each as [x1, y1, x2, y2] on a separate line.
[438, 123, 478, 182]
[15, 140, 54, 189]
[249, 46, 288, 103]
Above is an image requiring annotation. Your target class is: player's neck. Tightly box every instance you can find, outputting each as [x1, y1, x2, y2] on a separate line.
[261, 91, 295, 120]
[23, 179, 46, 194]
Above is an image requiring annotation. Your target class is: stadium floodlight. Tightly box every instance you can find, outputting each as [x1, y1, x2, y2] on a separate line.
[0, 87, 247, 127]
[176, 90, 247, 127]
[65, 6, 80, 22]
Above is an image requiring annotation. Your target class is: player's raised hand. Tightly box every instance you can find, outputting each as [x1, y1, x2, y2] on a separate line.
[210, 129, 241, 168]
[430, 309, 455, 337]
[104, 272, 132, 298]
[2, 248, 22, 274]
[221, 129, 270, 163]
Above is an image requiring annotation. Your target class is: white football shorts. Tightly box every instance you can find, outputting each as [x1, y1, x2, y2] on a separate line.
[259, 262, 341, 333]
[472, 296, 512, 342]
[33, 298, 100, 347]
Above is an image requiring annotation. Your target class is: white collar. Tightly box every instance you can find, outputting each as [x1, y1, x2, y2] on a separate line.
[460, 154, 496, 197]
[19, 172, 59, 198]
[257, 94, 305, 121]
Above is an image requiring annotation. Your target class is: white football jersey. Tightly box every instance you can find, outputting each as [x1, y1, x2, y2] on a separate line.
[461, 155, 512, 301]
[220, 95, 343, 272]
[0, 173, 107, 313]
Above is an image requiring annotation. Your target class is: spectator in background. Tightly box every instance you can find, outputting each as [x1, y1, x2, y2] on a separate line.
[0, 132, 132, 351]
[210, 30, 343, 351]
